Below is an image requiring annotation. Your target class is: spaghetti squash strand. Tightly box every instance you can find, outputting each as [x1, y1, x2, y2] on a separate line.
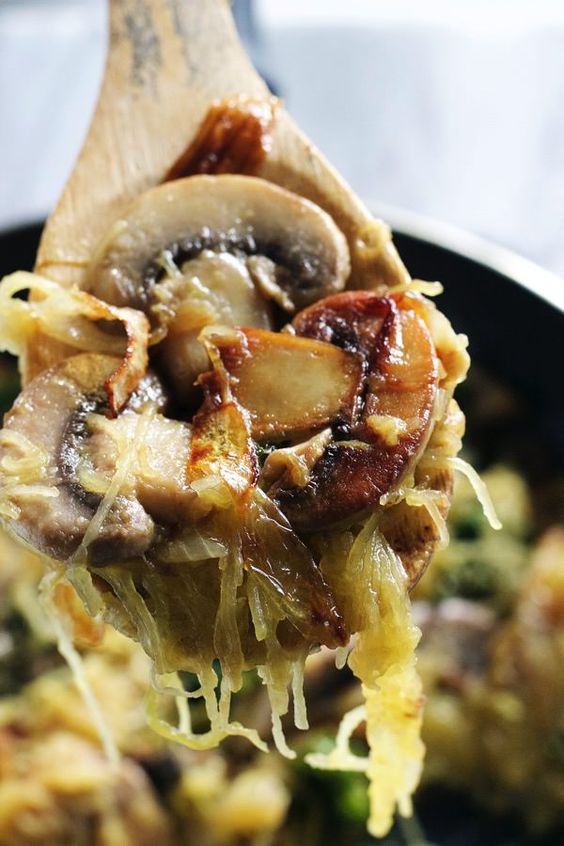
[38, 571, 120, 766]
[308, 517, 424, 837]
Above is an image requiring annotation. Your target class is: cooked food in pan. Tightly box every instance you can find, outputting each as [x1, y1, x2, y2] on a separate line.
[0, 434, 560, 845]
[0, 163, 482, 836]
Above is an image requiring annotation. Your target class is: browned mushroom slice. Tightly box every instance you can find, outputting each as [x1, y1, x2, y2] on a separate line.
[164, 96, 278, 180]
[86, 403, 194, 526]
[187, 369, 258, 504]
[0, 354, 192, 564]
[205, 327, 363, 442]
[380, 398, 465, 588]
[86, 174, 350, 315]
[274, 292, 439, 531]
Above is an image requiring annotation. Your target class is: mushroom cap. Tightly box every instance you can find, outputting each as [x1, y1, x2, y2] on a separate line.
[273, 292, 440, 532]
[85, 175, 351, 313]
[0, 354, 157, 563]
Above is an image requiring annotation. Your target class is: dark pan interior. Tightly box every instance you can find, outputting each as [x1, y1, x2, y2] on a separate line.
[0, 222, 562, 845]
[394, 230, 564, 467]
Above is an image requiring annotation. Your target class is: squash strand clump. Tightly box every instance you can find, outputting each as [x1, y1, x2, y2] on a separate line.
[308, 517, 424, 837]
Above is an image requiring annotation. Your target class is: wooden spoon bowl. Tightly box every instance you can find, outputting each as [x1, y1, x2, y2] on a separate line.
[34, 0, 407, 293]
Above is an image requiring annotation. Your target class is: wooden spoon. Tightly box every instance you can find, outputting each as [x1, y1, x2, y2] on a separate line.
[34, 0, 408, 294]
[23, 0, 453, 591]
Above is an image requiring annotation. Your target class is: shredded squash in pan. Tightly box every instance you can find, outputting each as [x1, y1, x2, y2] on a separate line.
[0, 172, 497, 837]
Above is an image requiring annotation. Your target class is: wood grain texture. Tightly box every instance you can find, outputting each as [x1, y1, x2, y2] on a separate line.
[35, 0, 407, 292]
[27, 0, 408, 387]
[35, 0, 267, 287]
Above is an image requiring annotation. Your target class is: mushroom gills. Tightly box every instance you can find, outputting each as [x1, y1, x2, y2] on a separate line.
[85, 175, 351, 404]
[0, 354, 193, 564]
[82, 408, 193, 526]
[86, 175, 350, 314]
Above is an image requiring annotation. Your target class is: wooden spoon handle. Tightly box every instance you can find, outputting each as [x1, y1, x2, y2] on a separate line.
[36, 0, 267, 285]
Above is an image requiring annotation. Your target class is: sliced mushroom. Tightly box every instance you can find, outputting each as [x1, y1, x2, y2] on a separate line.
[273, 292, 440, 531]
[0, 354, 192, 564]
[164, 96, 278, 180]
[188, 368, 258, 503]
[86, 176, 350, 405]
[85, 405, 194, 526]
[153, 249, 273, 404]
[205, 326, 364, 442]
[86, 175, 350, 315]
[185, 368, 346, 649]
[380, 398, 464, 588]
